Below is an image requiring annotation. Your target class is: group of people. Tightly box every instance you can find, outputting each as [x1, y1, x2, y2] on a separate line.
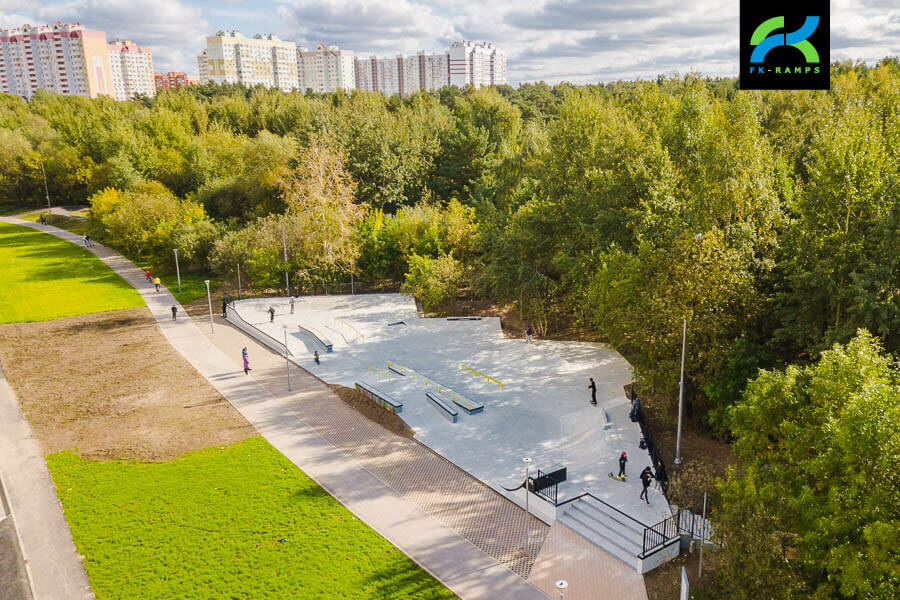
[617, 451, 668, 504]
[81, 234, 94, 247]
[145, 271, 161, 293]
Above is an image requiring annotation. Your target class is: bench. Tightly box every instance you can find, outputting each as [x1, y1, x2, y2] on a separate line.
[425, 392, 458, 423]
[448, 392, 484, 415]
[446, 316, 482, 321]
[298, 323, 333, 352]
[356, 382, 403, 414]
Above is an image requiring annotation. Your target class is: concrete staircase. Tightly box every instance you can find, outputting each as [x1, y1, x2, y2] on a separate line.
[558, 497, 646, 572]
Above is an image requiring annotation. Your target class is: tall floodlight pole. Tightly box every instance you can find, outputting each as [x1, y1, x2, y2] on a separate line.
[283, 326, 292, 391]
[173, 248, 182, 293]
[699, 490, 707, 578]
[556, 580, 568, 600]
[40, 162, 50, 211]
[351, 272, 355, 295]
[237, 263, 242, 300]
[204, 280, 214, 334]
[281, 220, 290, 298]
[523, 457, 532, 557]
[675, 317, 687, 465]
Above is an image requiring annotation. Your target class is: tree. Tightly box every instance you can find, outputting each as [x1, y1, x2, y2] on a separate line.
[714, 330, 899, 599]
[402, 253, 464, 311]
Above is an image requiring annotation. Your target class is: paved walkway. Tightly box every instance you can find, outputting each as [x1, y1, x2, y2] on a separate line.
[0, 217, 549, 599]
[0, 363, 92, 600]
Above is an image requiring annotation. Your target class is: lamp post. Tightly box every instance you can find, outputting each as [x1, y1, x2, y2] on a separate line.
[283, 326, 292, 391]
[204, 280, 214, 334]
[674, 317, 686, 465]
[523, 457, 532, 558]
[173, 248, 182, 293]
[281, 220, 290, 298]
[237, 263, 242, 300]
[40, 162, 50, 211]
[555, 580, 568, 600]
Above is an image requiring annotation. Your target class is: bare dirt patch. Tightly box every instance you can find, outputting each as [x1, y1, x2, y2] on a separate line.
[328, 384, 414, 439]
[0, 307, 255, 461]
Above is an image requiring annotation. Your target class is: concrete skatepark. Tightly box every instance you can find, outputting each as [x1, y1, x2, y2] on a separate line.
[228, 294, 680, 571]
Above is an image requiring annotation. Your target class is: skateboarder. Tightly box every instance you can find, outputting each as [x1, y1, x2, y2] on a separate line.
[269, 306, 275, 322]
[171, 305, 177, 321]
[153, 277, 161, 293]
[639, 467, 653, 504]
[242, 347, 251, 374]
[314, 350, 320, 365]
[588, 377, 597, 405]
[525, 325, 533, 343]
[618, 451, 628, 478]
[290, 296, 295, 314]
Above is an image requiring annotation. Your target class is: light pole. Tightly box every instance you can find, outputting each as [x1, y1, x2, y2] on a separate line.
[674, 317, 687, 465]
[40, 162, 50, 211]
[236, 263, 242, 300]
[283, 326, 292, 391]
[555, 580, 568, 600]
[281, 220, 290, 298]
[173, 248, 182, 293]
[522, 457, 532, 558]
[204, 280, 214, 334]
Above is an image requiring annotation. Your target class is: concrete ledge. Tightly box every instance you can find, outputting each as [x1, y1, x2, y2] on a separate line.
[449, 393, 484, 415]
[638, 536, 680, 573]
[356, 382, 403, 414]
[601, 408, 612, 429]
[298, 323, 333, 352]
[425, 392, 458, 423]
[447, 316, 482, 321]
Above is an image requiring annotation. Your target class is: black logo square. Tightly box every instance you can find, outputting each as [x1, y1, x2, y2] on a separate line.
[740, 2, 830, 90]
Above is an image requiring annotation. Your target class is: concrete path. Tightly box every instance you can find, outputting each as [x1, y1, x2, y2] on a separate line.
[0, 364, 92, 600]
[0, 218, 549, 599]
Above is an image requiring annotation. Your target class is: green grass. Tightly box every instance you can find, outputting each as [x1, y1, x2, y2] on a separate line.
[48, 437, 455, 600]
[18, 211, 92, 235]
[131, 257, 222, 305]
[0, 222, 143, 323]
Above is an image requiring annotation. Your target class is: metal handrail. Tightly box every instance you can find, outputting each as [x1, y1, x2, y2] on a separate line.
[459, 364, 503, 389]
[556, 492, 651, 531]
[226, 303, 292, 356]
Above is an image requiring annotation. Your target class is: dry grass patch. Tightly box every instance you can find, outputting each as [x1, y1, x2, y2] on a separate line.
[328, 384, 415, 439]
[0, 307, 255, 461]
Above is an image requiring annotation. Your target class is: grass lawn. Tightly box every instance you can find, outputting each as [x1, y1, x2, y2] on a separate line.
[0, 222, 143, 323]
[18, 211, 93, 235]
[48, 437, 456, 600]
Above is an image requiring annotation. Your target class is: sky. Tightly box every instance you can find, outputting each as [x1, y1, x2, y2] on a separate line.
[3, 0, 898, 84]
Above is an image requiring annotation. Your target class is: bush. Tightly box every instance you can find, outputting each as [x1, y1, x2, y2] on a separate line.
[402, 253, 463, 311]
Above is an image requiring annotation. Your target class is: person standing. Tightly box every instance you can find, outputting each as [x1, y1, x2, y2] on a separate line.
[39, 213, 46, 225]
[171, 305, 177, 321]
[242, 348, 251, 374]
[525, 325, 533, 343]
[639, 467, 653, 504]
[588, 377, 597, 405]
[618, 451, 628, 478]
[268, 306, 275, 322]
[290, 296, 295, 314]
[654, 461, 668, 492]
[153, 277, 161, 293]
[222, 299, 228, 318]
[314, 350, 320, 365]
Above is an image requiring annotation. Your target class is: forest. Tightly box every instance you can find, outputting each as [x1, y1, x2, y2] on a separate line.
[1, 59, 897, 598]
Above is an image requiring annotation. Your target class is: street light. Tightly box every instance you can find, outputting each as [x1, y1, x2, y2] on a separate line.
[523, 457, 532, 558]
[283, 325, 292, 391]
[40, 162, 50, 211]
[281, 220, 290, 298]
[675, 233, 702, 466]
[173, 248, 182, 293]
[237, 263, 242, 300]
[555, 580, 568, 600]
[204, 279, 214, 334]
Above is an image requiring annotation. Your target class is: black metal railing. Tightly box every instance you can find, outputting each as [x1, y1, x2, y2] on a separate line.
[533, 469, 558, 505]
[630, 390, 670, 499]
[642, 513, 679, 556]
[677, 509, 713, 543]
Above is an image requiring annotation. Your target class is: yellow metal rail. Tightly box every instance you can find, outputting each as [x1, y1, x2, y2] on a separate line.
[459, 364, 503, 389]
[367, 366, 391, 381]
[334, 317, 365, 343]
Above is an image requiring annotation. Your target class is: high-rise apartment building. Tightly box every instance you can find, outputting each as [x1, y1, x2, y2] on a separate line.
[204, 30, 298, 92]
[154, 71, 199, 92]
[0, 22, 113, 99]
[197, 48, 209, 83]
[297, 43, 355, 93]
[107, 39, 154, 100]
[450, 41, 504, 89]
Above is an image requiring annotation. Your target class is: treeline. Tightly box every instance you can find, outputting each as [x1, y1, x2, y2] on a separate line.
[1, 60, 898, 597]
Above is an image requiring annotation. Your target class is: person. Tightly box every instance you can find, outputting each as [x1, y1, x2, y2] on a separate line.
[314, 350, 320, 365]
[268, 306, 275, 323]
[654, 461, 668, 492]
[145, 271, 152, 282]
[171, 305, 177, 321]
[85, 234, 93, 247]
[639, 466, 653, 504]
[242, 347, 251, 374]
[525, 325, 533, 343]
[588, 377, 597, 405]
[290, 296, 295, 314]
[153, 277, 161, 293]
[39, 213, 46, 225]
[82, 234, 89, 247]
[222, 299, 228, 318]
[618, 451, 628, 478]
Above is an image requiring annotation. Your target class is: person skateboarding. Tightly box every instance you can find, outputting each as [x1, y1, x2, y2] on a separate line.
[269, 306, 275, 322]
[525, 325, 533, 343]
[290, 296, 295, 314]
[618, 451, 627, 478]
[171, 305, 177, 321]
[314, 350, 320, 365]
[639, 466, 653, 504]
[588, 377, 597, 405]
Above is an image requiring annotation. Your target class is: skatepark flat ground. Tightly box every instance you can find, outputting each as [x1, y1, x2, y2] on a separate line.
[233, 295, 670, 527]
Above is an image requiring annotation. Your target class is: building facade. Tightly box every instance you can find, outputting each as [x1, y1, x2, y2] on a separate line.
[196, 48, 209, 83]
[297, 43, 355, 93]
[154, 71, 199, 92]
[107, 39, 154, 100]
[203, 30, 298, 91]
[449, 40, 504, 89]
[0, 22, 113, 99]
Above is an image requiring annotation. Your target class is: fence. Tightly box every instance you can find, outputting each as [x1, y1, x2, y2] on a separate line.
[295, 279, 401, 297]
[631, 390, 669, 500]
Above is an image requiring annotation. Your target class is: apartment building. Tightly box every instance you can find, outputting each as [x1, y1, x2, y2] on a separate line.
[197, 48, 209, 83]
[154, 71, 199, 92]
[0, 22, 113, 99]
[297, 43, 355, 93]
[449, 40, 503, 89]
[107, 39, 154, 100]
[204, 30, 298, 91]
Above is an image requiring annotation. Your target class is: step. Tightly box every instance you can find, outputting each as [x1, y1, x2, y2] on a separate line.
[575, 497, 647, 541]
[565, 504, 643, 556]
[558, 512, 639, 570]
